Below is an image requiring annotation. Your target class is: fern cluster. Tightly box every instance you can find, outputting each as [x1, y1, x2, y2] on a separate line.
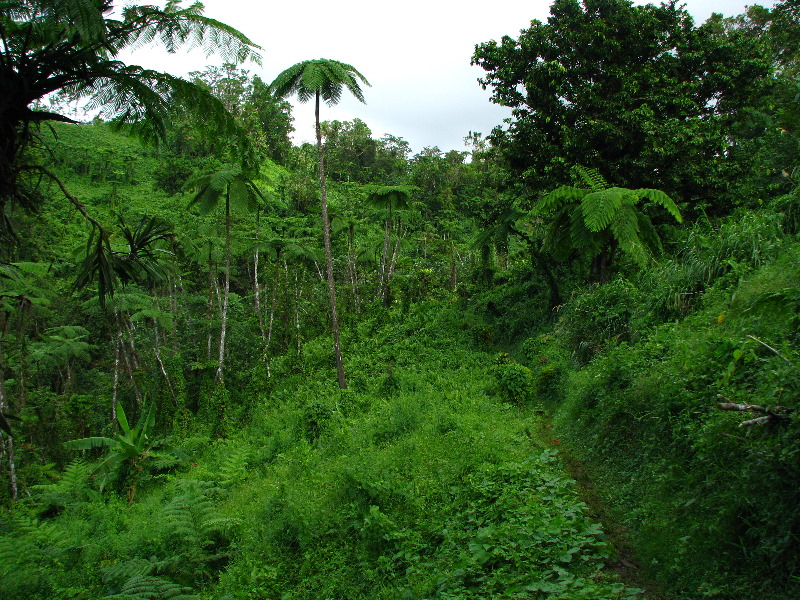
[533, 166, 683, 271]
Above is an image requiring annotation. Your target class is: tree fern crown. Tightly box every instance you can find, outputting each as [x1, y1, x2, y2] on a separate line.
[533, 166, 683, 269]
[269, 59, 370, 106]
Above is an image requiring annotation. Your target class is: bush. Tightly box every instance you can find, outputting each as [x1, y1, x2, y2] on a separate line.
[492, 353, 534, 405]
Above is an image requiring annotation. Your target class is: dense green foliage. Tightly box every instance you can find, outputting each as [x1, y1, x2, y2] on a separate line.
[1, 1, 799, 599]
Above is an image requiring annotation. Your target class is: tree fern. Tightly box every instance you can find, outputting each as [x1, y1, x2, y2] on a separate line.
[533, 165, 682, 278]
[31, 458, 99, 507]
[162, 480, 239, 544]
[580, 187, 630, 232]
[102, 557, 158, 588]
[635, 188, 683, 224]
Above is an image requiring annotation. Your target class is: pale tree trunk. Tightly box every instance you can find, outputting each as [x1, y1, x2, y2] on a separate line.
[0, 312, 18, 501]
[117, 309, 142, 406]
[151, 317, 176, 404]
[316, 92, 347, 389]
[263, 251, 282, 378]
[379, 216, 391, 300]
[253, 209, 266, 342]
[287, 259, 303, 358]
[347, 226, 360, 315]
[385, 223, 404, 303]
[112, 320, 122, 429]
[206, 242, 216, 362]
[215, 193, 231, 385]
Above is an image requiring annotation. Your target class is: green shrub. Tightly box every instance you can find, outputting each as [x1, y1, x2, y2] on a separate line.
[492, 353, 534, 405]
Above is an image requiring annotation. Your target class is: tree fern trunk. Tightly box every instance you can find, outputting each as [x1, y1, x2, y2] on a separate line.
[316, 92, 347, 389]
[215, 193, 231, 385]
[0, 315, 18, 501]
[264, 252, 282, 378]
[254, 208, 266, 342]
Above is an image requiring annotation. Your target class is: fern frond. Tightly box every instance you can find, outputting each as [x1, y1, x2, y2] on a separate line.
[32, 458, 96, 505]
[0, 534, 43, 577]
[270, 59, 370, 106]
[581, 188, 632, 232]
[570, 208, 607, 259]
[572, 165, 608, 191]
[535, 186, 588, 215]
[102, 557, 157, 587]
[635, 188, 683, 223]
[217, 443, 251, 486]
[103, 574, 197, 599]
[610, 203, 649, 266]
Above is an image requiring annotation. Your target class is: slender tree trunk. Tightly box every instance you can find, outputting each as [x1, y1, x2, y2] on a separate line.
[316, 92, 347, 389]
[386, 224, 404, 289]
[117, 310, 142, 406]
[264, 250, 282, 378]
[254, 209, 266, 341]
[347, 224, 360, 315]
[112, 320, 122, 429]
[0, 312, 18, 501]
[450, 241, 459, 292]
[152, 318, 176, 403]
[379, 217, 391, 301]
[216, 194, 231, 385]
[292, 261, 302, 357]
[206, 243, 215, 362]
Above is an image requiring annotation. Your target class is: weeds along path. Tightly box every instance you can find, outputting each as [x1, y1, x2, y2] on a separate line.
[207, 309, 646, 599]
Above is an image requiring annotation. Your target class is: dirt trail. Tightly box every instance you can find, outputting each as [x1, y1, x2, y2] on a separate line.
[535, 419, 668, 600]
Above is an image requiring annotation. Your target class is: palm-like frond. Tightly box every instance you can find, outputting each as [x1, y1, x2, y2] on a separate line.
[535, 185, 588, 215]
[571, 165, 608, 191]
[366, 185, 417, 211]
[538, 167, 682, 272]
[270, 59, 370, 106]
[188, 165, 265, 215]
[116, 1, 260, 63]
[74, 215, 174, 306]
[2, 0, 262, 208]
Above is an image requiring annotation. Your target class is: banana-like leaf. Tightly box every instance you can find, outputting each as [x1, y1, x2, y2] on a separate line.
[117, 403, 131, 436]
[64, 436, 115, 450]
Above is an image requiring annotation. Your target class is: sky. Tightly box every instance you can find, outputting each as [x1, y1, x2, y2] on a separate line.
[118, 0, 773, 155]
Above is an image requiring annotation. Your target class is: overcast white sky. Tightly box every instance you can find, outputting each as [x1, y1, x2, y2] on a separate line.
[120, 0, 773, 155]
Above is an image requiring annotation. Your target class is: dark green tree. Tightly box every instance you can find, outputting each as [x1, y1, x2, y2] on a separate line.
[269, 59, 370, 389]
[190, 65, 294, 164]
[472, 0, 772, 213]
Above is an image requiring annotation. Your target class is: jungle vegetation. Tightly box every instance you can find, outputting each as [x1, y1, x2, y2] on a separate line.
[1, 1, 799, 599]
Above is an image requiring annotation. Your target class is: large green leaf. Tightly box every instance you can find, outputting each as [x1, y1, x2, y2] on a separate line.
[63, 436, 115, 451]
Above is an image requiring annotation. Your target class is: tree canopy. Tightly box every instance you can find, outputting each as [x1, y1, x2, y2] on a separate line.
[472, 0, 772, 210]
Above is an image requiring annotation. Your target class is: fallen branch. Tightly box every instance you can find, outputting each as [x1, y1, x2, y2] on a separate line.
[746, 335, 799, 372]
[717, 396, 793, 427]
